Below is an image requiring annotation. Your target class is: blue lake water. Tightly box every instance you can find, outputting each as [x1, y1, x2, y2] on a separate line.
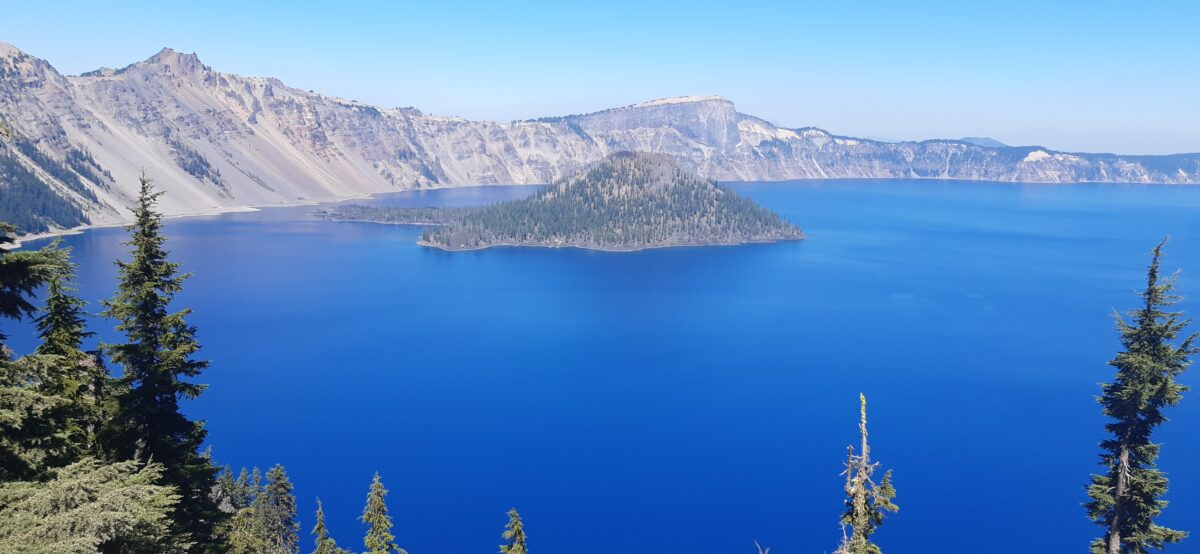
[7, 179, 1200, 553]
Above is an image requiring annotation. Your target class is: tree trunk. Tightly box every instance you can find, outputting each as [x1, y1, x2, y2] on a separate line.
[1107, 445, 1131, 554]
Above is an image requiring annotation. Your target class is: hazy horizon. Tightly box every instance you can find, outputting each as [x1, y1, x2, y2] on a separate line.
[2, 0, 1197, 155]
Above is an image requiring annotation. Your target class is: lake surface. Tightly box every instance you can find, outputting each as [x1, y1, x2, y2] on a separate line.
[7, 180, 1200, 553]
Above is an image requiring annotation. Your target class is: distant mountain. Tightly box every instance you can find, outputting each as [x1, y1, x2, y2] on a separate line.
[1, 42, 1198, 234]
[958, 137, 1008, 148]
[415, 151, 802, 251]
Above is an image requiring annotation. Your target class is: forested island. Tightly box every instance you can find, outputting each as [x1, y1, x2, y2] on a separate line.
[319, 152, 804, 251]
[314, 205, 478, 227]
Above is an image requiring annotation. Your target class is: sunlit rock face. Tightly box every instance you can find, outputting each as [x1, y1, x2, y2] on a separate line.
[2, 42, 1197, 232]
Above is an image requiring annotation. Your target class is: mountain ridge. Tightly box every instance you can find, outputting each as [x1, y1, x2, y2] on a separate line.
[1, 42, 1198, 235]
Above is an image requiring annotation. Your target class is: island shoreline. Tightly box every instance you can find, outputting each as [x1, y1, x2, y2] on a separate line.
[414, 235, 805, 253]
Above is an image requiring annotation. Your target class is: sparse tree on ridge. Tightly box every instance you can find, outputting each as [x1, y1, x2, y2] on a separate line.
[836, 394, 898, 554]
[1086, 240, 1194, 554]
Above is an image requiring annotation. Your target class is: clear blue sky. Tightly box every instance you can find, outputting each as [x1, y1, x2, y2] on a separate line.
[3, 0, 1197, 154]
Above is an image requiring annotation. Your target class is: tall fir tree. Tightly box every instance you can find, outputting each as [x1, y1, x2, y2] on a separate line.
[836, 394, 897, 554]
[33, 241, 93, 361]
[499, 508, 527, 554]
[257, 464, 300, 554]
[99, 175, 223, 551]
[361, 473, 407, 554]
[312, 498, 350, 554]
[32, 242, 107, 456]
[1086, 241, 1194, 554]
[0, 223, 75, 482]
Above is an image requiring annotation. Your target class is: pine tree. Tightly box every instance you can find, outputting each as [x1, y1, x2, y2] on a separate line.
[99, 175, 223, 551]
[1086, 240, 1194, 554]
[312, 498, 350, 554]
[256, 464, 300, 554]
[361, 473, 407, 554]
[836, 394, 898, 554]
[499, 508, 527, 554]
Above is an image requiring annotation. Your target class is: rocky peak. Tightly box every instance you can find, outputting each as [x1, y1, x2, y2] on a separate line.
[143, 47, 207, 75]
[0, 42, 71, 92]
[0, 41, 24, 59]
[631, 95, 733, 109]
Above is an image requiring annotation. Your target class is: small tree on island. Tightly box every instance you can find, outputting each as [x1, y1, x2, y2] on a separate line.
[835, 393, 898, 554]
[1086, 240, 1194, 554]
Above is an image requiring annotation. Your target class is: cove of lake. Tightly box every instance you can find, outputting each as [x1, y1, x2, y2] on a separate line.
[7, 179, 1200, 553]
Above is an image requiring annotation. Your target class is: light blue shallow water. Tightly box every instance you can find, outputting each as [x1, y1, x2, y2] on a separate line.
[7, 180, 1200, 553]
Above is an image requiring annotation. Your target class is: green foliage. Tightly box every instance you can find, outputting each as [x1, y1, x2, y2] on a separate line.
[0, 228, 101, 480]
[31, 244, 107, 457]
[0, 223, 68, 344]
[98, 175, 222, 551]
[0, 458, 181, 554]
[836, 394, 898, 554]
[361, 473, 407, 554]
[33, 242, 94, 360]
[312, 498, 350, 554]
[0, 355, 78, 481]
[258, 465, 300, 554]
[225, 506, 266, 554]
[1086, 240, 1194, 554]
[499, 508, 527, 554]
[218, 464, 298, 553]
[414, 152, 803, 250]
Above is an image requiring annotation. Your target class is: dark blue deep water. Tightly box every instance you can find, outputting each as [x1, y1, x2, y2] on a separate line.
[7, 180, 1200, 553]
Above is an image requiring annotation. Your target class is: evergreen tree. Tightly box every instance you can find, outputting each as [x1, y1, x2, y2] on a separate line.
[0, 222, 66, 350]
[312, 498, 350, 554]
[32, 244, 106, 456]
[499, 508, 527, 554]
[226, 505, 266, 554]
[99, 175, 223, 550]
[0, 354, 76, 481]
[1086, 241, 1194, 554]
[0, 458, 181, 553]
[33, 242, 92, 361]
[361, 473, 407, 554]
[836, 394, 897, 554]
[256, 464, 300, 554]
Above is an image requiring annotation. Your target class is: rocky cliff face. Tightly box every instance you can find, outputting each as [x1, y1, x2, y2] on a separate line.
[1, 42, 1197, 233]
